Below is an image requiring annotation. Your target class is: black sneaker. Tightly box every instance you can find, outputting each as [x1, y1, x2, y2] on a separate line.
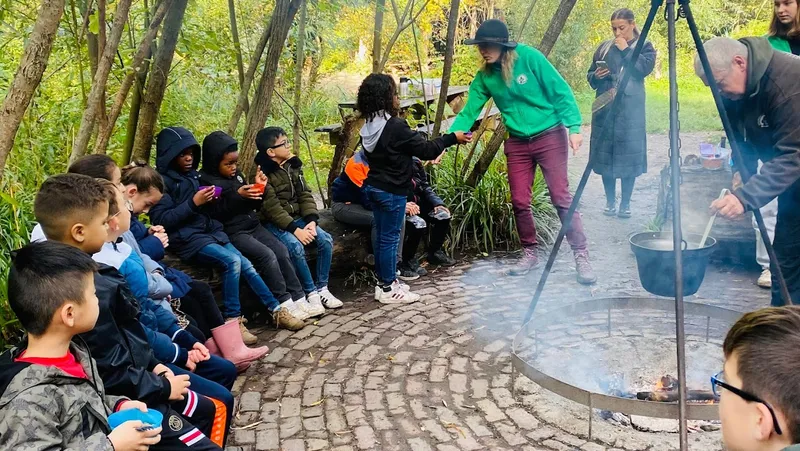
[427, 250, 456, 266]
[397, 264, 421, 281]
[618, 205, 631, 219]
[407, 259, 427, 276]
[604, 204, 617, 216]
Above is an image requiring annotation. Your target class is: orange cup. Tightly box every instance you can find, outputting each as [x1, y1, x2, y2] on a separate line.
[253, 183, 266, 194]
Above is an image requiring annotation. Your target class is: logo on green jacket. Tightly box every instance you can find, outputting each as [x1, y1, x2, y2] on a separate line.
[516, 74, 528, 85]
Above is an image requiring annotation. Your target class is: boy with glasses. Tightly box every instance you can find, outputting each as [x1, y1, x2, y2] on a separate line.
[713, 306, 800, 450]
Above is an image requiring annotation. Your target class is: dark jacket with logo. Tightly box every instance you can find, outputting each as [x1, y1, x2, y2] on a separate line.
[149, 127, 229, 260]
[254, 154, 319, 233]
[363, 117, 457, 196]
[727, 38, 800, 230]
[80, 265, 171, 405]
[0, 341, 126, 451]
[408, 158, 444, 208]
[199, 131, 262, 236]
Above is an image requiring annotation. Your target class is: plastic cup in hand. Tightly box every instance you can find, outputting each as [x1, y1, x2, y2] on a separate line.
[408, 215, 427, 229]
[198, 186, 222, 198]
[107, 408, 163, 430]
[429, 209, 452, 220]
[252, 183, 266, 195]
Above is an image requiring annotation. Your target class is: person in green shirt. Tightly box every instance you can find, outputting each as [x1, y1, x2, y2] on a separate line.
[713, 306, 800, 451]
[449, 19, 596, 284]
[768, 0, 800, 55]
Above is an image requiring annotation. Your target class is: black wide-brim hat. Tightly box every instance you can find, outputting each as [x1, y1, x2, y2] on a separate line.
[464, 19, 518, 48]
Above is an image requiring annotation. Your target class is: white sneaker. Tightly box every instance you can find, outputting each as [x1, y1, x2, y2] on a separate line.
[284, 298, 311, 320]
[758, 269, 772, 289]
[375, 281, 420, 304]
[305, 292, 326, 317]
[374, 282, 410, 300]
[318, 287, 343, 309]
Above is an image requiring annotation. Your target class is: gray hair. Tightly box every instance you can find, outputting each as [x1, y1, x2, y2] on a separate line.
[694, 37, 748, 77]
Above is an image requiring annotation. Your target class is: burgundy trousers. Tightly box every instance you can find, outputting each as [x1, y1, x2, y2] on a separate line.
[504, 126, 588, 252]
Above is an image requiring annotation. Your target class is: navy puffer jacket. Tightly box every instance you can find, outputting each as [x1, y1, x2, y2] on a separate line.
[149, 127, 229, 260]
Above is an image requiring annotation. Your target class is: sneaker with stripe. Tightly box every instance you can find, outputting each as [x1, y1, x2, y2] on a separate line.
[375, 280, 420, 304]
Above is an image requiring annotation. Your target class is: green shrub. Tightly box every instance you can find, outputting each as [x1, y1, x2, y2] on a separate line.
[431, 144, 559, 254]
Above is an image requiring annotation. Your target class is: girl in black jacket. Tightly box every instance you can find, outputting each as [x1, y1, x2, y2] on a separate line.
[356, 74, 470, 303]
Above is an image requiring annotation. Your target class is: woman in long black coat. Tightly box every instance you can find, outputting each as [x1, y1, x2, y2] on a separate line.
[588, 8, 656, 218]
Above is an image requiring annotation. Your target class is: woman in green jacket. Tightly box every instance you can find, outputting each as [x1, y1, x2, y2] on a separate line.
[450, 19, 596, 284]
[768, 0, 800, 55]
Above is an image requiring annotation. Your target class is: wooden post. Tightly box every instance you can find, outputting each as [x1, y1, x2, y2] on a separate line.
[326, 115, 364, 200]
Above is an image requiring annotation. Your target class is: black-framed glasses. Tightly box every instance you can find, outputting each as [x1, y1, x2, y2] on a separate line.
[269, 140, 290, 150]
[711, 371, 783, 435]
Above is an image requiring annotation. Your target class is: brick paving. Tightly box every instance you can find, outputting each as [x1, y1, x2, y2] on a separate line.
[225, 131, 771, 451]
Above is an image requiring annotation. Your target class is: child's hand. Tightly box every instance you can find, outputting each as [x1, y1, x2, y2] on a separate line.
[193, 186, 216, 206]
[152, 364, 173, 378]
[432, 152, 446, 165]
[293, 228, 314, 245]
[256, 166, 268, 185]
[118, 400, 148, 413]
[192, 342, 211, 360]
[166, 374, 191, 400]
[238, 184, 263, 200]
[108, 421, 162, 451]
[154, 231, 169, 248]
[185, 355, 197, 372]
[406, 202, 420, 216]
[304, 221, 317, 237]
[454, 131, 473, 144]
[148, 225, 165, 234]
[435, 205, 450, 215]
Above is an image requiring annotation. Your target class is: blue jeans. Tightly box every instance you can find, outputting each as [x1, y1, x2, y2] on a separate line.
[267, 219, 333, 294]
[195, 243, 280, 317]
[365, 185, 407, 285]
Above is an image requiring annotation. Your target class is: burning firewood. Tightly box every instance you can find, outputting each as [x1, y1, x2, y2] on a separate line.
[636, 389, 717, 402]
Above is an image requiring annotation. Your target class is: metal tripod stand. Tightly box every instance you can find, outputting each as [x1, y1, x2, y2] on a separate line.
[520, 0, 793, 449]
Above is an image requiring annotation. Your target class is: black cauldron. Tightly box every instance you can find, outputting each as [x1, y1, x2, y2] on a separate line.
[629, 232, 716, 297]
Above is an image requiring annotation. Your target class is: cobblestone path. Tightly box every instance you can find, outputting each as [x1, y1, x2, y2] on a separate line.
[226, 131, 771, 451]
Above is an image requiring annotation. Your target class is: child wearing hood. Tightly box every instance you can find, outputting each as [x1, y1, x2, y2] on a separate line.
[199, 131, 336, 319]
[255, 127, 343, 308]
[354, 74, 470, 304]
[149, 127, 305, 339]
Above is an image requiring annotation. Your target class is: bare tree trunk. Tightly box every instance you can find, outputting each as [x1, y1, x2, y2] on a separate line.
[70, 0, 134, 162]
[228, 0, 245, 89]
[432, 0, 459, 138]
[538, 0, 577, 56]
[326, 115, 364, 200]
[238, 0, 302, 177]
[227, 19, 274, 134]
[96, 0, 170, 157]
[131, 0, 188, 162]
[371, 0, 385, 73]
[0, 0, 65, 181]
[308, 34, 323, 89]
[466, 122, 504, 187]
[69, 0, 88, 107]
[292, 0, 307, 154]
[377, 0, 431, 73]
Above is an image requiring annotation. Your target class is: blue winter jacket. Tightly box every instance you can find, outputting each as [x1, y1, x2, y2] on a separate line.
[93, 242, 199, 366]
[149, 126, 229, 260]
[129, 215, 166, 262]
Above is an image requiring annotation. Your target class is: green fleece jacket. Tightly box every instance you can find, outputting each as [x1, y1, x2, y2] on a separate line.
[768, 35, 792, 53]
[450, 43, 582, 137]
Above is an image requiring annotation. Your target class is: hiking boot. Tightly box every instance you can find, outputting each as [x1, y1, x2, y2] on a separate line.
[507, 247, 539, 276]
[273, 308, 305, 331]
[617, 204, 631, 219]
[319, 287, 343, 309]
[375, 281, 420, 304]
[226, 316, 258, 345]
[575, 251, 597, 285]
[398, 263, 421, 281]
[757, 269, 772, 289]
[604, 203, 617, 216]
[428, 250, 456, 266]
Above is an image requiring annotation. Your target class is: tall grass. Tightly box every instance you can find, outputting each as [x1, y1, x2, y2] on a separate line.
[431, 143, 559, 254]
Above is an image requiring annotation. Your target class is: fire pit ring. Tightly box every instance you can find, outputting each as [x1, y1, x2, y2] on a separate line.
[511, 296, 742, 434]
